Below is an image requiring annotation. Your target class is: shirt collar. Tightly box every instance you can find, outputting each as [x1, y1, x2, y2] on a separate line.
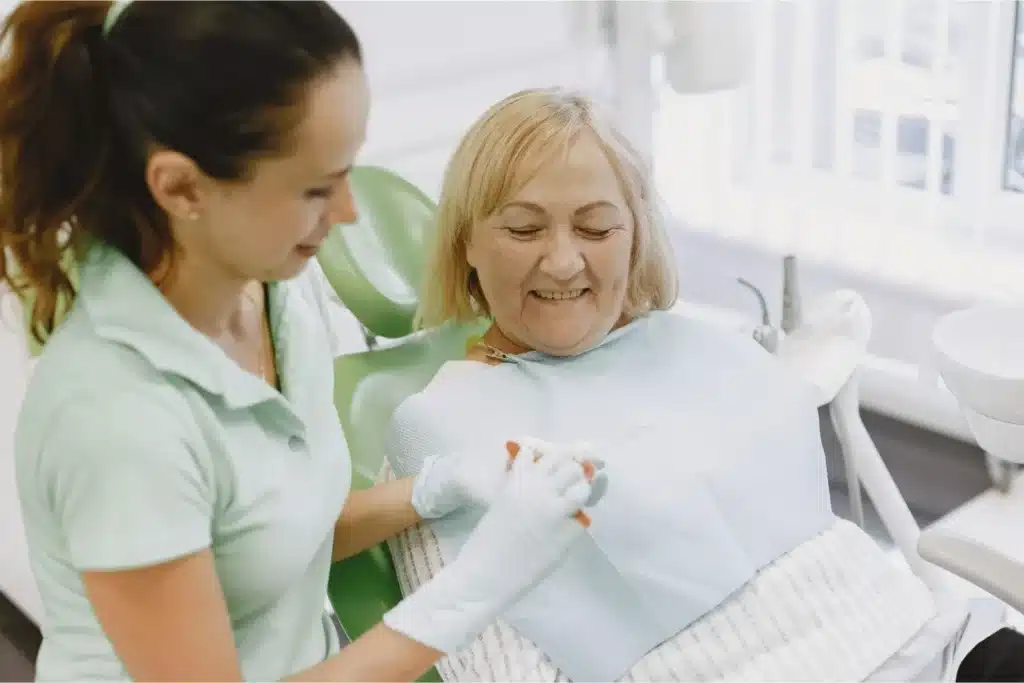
[77, 244, 286, 410]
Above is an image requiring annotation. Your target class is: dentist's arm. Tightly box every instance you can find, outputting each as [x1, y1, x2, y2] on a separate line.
[85, 444, 595, 682]
[331, 477, 419, 562]
[332, 441, 537, 562]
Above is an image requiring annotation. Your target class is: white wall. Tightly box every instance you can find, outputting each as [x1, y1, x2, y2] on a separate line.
[0, 288, 42, 624]
[335, 0, 609, 197]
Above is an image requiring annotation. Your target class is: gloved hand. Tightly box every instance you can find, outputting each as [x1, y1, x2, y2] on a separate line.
[410, 437, 607, 520]
[409, 445, 507, 520]
[384, 440, 598, 654]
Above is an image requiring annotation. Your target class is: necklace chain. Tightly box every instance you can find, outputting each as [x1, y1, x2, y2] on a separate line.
[479, 342, 514, 363]
[243, 284, 272, 384]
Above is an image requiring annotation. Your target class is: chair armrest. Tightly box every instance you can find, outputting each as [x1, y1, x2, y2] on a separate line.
[919, 529, 1024, 614]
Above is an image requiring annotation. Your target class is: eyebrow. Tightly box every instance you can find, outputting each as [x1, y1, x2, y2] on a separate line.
[500, 200, 619, 216]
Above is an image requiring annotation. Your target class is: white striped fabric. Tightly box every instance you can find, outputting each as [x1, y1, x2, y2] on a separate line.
[383, 463, 938, 682]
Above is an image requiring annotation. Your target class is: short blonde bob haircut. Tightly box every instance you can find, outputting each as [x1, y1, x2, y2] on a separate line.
[415, 87, 679, 330]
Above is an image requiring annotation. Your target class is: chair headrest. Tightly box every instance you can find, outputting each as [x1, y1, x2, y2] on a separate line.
[317, 166, 436, 339]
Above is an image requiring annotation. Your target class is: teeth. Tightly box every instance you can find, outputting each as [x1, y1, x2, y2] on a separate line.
[534, 289, 585, 301]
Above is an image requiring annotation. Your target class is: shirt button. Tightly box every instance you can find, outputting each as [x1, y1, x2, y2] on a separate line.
[288, 435, 305, 451]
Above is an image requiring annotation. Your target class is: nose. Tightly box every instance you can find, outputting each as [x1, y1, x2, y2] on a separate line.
[539, 229, 585, 281]
[328, 176, 358, 225]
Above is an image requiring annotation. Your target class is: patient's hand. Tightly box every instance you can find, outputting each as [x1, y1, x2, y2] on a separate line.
[410, 437, 603, 521]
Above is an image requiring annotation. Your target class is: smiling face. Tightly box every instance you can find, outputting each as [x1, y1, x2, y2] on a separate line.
[150, 58, 370, 284]
[201, 60, 370, 282]
[465, 131, 635, 356]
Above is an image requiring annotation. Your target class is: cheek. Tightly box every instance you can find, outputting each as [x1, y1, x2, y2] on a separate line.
[590, 238, 633, 290]
[475, 240, 534, 293]
[259, 200, 321, 248]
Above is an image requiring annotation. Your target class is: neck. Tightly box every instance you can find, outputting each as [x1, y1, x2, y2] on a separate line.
[482, 312, 635, 356]
[481, 324, 531, 356]
[151, 251, 255, 339]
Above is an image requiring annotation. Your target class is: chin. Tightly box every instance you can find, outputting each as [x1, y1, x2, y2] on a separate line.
[264, 256, 311, 282]
[533, 334, 603, 357]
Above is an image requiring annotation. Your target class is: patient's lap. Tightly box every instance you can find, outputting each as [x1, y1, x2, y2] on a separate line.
[383, 460, 936, 682]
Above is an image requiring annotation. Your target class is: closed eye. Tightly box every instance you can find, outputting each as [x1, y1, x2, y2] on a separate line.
[305, 186, 334, 200]
[505, 225, 543, 238]
[578, 226, 619, 239]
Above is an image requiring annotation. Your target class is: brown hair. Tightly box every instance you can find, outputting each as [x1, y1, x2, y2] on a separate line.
[0, 1, 362, 344]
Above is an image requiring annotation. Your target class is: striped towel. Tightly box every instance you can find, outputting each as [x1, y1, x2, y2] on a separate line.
[383, 463, 937, 681]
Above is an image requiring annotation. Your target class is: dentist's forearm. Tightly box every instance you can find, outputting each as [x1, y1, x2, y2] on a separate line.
[286, 622, 441, 682]
[332, 477, 421, 562]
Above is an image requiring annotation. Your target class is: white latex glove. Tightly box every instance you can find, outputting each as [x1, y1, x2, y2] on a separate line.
[383, 442, 596, 654]
[409, 446, 508, 520]
[411, 437, 607, 519]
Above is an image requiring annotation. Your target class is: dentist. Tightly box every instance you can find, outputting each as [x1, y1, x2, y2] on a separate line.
[0, 2, 596, 681]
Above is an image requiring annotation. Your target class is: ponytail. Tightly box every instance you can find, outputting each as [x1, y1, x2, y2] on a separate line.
[1, 1, 364, 346]
[0, 1, 116, 344]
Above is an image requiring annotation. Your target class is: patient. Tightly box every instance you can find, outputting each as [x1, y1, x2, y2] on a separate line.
[380, 89, 958, 682]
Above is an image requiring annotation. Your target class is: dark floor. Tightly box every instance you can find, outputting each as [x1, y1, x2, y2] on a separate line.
[0, 409, 993, 680]
[0, 591, 38, 682]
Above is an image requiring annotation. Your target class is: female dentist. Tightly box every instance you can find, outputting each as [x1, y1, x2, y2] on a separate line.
[0, 2, 597, 681]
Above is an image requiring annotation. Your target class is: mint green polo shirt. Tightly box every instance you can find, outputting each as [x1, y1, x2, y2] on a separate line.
[15, 245, 353, 681]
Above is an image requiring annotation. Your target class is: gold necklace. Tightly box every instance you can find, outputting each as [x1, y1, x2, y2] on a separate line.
[466, 336, 514, 363]
[243, 284, 271, 383]
[480, 343, 513, 362]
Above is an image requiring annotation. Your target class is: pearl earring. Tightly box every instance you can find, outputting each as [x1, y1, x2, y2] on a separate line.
[187, 211, 200, 221]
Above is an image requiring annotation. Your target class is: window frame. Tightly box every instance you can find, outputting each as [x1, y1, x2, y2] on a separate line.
[609, 0, 1024, 304]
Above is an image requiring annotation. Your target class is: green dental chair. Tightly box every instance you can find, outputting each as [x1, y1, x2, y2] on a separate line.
[319, 167, 487, 680]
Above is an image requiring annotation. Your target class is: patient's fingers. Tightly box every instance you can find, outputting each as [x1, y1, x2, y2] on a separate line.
[581, 460, 596, 481]
[565, 480, 594, 528]
[549, 454, 589, 494]
[585, 470, 609, 507]
[505, 441, 521, 461]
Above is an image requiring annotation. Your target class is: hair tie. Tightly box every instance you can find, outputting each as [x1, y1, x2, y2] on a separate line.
[102, 1, 132, 37]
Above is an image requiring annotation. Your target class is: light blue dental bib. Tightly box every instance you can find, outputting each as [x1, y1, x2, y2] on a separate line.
[387, 312, 836, 681]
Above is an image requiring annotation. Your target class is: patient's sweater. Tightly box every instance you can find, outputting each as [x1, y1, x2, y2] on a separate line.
[385, 312, 943, 681]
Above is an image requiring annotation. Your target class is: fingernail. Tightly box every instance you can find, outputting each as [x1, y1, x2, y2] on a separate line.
[582, 461, 596, 480]
[506, 441, 520, 459]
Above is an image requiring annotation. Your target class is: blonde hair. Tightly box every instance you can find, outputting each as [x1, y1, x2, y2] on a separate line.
[415, 87, 679, 330]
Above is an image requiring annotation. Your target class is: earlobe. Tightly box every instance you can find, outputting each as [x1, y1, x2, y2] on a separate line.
[464, 236, 480, 270]
[145, 150, 204, 222]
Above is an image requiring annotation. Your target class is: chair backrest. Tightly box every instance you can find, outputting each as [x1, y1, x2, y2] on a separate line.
[327, 318, 488, 681]
[317, 166, 437, 340]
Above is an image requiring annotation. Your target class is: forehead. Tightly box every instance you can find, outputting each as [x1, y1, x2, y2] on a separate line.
[508, 132, 626, 209]
[287, 60, 369, 173]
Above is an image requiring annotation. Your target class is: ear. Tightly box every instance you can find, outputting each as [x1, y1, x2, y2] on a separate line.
[144, 150, 206, 221]
[464, 222, 481, 270]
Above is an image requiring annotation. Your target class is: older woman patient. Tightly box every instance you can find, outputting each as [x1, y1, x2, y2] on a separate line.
[379, 88, 979, 682]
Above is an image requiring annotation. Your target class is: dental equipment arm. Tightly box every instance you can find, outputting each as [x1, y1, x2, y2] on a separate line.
[918, 531, 1024, 615]
[772, 286, 947, 590]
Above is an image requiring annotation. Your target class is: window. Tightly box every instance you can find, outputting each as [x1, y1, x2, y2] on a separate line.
[1003, 3, 1024, 195]
[627, 0, 1024, 305]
